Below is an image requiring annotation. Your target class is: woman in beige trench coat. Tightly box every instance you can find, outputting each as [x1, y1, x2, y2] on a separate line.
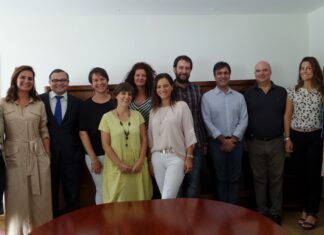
[0, 65, 52, 235]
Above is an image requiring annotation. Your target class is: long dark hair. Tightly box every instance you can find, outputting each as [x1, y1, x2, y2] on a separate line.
[125, 62, 155, 98]
[5, 65, 40, 102]
[151, 73, 177, 112]
[295, 57, 324, 94]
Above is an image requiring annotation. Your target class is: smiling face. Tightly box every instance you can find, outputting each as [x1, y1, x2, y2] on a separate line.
[214, 67, 230, 90]
[49, 71, 69, 95]
[156, 77, 173, 101]
[300, 61, 314, 82]
[91, 73, 108, 94]
[116, 90, 132, 107]
[255, 61, 271, 85]
[134, 69, 147, 88]
[16, 70, 35, 92]
[174, 59, 191, 82]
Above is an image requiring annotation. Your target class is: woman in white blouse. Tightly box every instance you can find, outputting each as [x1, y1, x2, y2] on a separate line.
[284, 56, 323, 230]
[148, 73, 197, 199]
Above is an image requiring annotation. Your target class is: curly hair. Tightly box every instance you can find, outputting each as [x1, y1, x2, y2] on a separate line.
[125, 62, 155, 98]
[295, 57, 324, 95]
[5, 65, 40, 102]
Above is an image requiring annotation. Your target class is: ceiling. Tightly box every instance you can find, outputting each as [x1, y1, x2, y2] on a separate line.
[0, 0, 324, 16]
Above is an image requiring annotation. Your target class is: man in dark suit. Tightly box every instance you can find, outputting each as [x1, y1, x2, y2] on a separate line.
[40, 69, 83, 217]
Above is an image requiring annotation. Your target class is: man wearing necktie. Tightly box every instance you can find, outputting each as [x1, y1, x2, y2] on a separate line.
[40, 69, 83, 217]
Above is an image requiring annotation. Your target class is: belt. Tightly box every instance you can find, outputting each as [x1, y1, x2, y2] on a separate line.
[291, 127, 320, 133]
[154, 148, 174, 154]
[6, 138, 43, 195]
[252, 135, 281, 141]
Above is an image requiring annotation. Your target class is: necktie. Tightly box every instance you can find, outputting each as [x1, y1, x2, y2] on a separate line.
[54, 96, 63, 125]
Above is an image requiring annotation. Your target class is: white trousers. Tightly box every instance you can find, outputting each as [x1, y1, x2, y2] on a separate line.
[85, 154, 105, 205]
[151, 152, 185, 199]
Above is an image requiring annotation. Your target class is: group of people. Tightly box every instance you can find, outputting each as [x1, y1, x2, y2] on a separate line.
[0, 55, 323, 235]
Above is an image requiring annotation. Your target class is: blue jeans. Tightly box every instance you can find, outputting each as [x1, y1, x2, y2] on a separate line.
[208, 139, 243, 204]
[178, 147, 202, 198]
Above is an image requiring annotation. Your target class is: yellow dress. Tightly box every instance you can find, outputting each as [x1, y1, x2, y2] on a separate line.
[99, 110, 152, 202]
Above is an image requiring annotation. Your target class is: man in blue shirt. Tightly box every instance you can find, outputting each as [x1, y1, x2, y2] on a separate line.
[201, 61, 248, 204]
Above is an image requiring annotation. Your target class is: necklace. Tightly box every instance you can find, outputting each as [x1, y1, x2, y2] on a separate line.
[116, 109, 131, 147]
[157, 106, 170, 137]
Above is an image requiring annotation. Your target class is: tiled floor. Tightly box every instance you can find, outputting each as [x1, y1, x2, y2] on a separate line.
[0, 215, 4, 235]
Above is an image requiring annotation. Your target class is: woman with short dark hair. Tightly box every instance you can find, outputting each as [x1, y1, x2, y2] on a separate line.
[99, 82, 152, 202]
[79, 67, 115, 204]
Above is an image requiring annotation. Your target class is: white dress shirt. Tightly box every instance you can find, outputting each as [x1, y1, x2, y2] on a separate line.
[49, 91, 68, 119]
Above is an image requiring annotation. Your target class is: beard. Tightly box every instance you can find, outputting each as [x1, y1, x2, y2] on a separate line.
[175, 73, 190, 84]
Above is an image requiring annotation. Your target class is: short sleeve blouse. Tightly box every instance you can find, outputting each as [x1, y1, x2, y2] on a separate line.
[287, 87, 322, 130]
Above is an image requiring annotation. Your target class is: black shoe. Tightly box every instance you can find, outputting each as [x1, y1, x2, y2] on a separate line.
[271, 215, 282, 225]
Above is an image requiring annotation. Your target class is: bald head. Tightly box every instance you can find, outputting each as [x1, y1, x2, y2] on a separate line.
[255, 61, 272, 85]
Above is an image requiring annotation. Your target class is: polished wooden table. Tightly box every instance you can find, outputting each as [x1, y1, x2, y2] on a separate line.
[30, 199, 288, 235]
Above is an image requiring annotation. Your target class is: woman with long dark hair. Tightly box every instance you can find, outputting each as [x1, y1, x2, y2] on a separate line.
[148, 73, 196, 199]
[1, 65, 52, 235]
[284, 57, 324, 230]
[125, 62, 155, 127]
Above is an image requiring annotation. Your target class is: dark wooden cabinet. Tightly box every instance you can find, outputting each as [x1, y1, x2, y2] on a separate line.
[47, 79, 292, 209]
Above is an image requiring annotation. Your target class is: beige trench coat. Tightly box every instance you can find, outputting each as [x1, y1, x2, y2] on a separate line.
[1, 98, 52, 235]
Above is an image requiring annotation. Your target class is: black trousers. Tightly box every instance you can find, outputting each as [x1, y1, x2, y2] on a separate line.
[51, 154, 82, 217]
[291, 129, 323, 215]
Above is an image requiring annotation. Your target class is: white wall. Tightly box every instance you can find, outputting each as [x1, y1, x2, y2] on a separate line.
[0, 14, 308, 95]
[309, 6, 324, 197]
[309, 6, 324, 65]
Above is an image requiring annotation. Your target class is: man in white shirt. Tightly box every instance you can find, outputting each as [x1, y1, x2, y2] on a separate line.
[40, 69, 83, 217]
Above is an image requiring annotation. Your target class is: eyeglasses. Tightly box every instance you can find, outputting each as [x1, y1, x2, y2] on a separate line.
[51, 79, 68, 83]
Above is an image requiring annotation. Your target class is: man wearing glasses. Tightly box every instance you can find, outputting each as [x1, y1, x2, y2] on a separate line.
[40, 69, 83, 217]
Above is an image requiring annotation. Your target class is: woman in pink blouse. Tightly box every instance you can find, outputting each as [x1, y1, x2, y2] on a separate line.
[148, 73, 197, 199]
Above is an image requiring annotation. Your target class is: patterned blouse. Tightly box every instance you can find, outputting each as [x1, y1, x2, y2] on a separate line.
[129, 97, 151, 128]
[287, 87, 322, 130]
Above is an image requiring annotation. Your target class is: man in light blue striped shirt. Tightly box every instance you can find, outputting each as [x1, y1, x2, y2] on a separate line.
[201, 61, 248, 204]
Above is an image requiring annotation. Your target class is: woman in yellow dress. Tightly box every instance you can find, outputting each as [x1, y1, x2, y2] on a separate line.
[99, 82, 152, 202]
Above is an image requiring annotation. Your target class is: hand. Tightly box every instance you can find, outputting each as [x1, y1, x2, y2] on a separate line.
[91, 160, 103, 174]
[132, 159, 144, 173]
[202, 146, 208, 155]
[220, 138, 236, 152]
[148, 161, 154, 177]
[118, 162, 132, 173]
[285, 139, 293, 153]
[184, 157, 193, 174]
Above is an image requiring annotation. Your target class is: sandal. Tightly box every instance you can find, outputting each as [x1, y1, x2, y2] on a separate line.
[297, 217, 305, 225]
[297, 211, 307, 226]
[301, 221, 317, 230]
[301, 215, 317, 230]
